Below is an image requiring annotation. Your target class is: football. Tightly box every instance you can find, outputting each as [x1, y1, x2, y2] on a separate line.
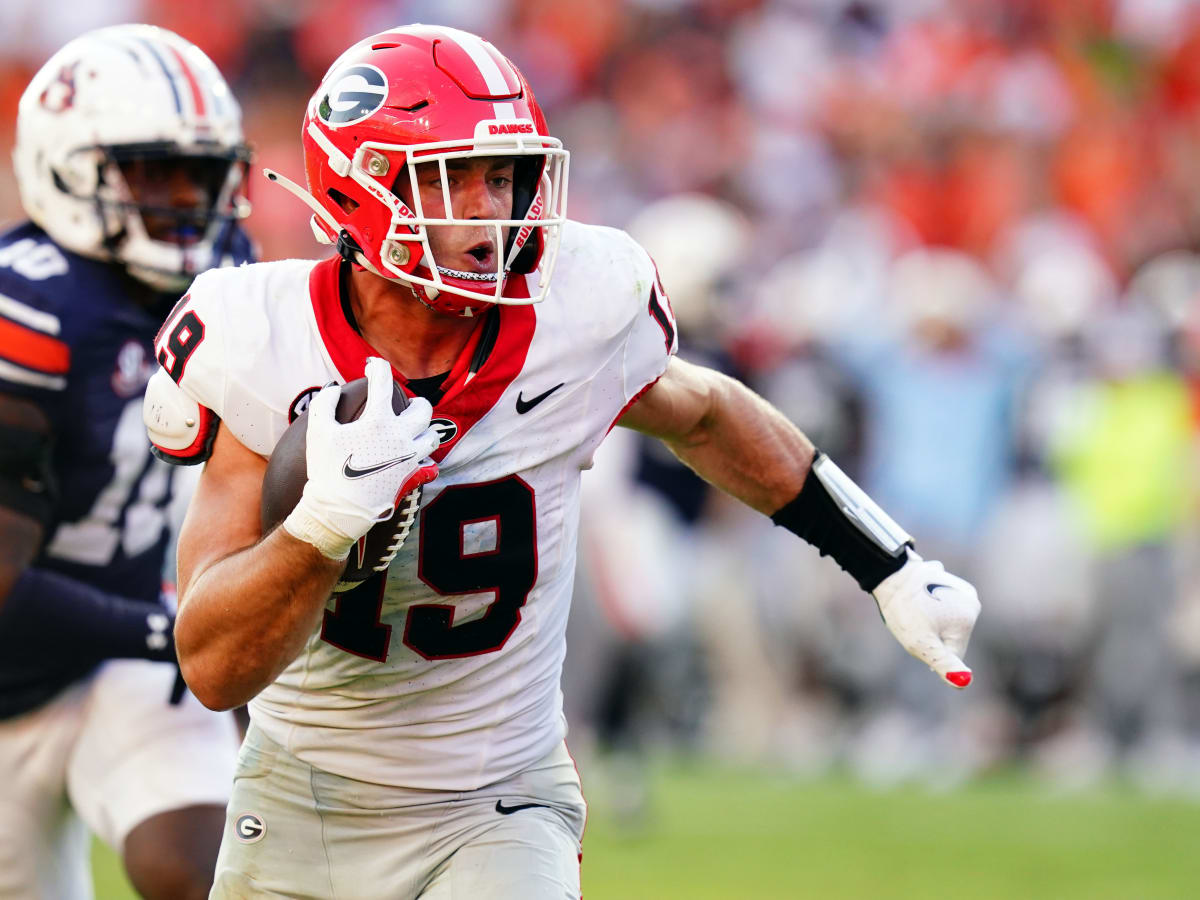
[260, 376, 423, 586]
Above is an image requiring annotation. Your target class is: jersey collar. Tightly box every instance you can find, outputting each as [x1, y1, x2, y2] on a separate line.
[308, 257, 536, 461]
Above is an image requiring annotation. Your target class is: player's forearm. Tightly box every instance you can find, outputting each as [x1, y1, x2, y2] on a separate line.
[661, 370, 816, 515]
[176, 526, 343, 710]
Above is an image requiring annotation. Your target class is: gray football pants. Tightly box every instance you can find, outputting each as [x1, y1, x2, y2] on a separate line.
[211, 724, 586, 899]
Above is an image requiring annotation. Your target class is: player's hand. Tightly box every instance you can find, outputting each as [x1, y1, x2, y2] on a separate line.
[872, 549, 980, 689]
[283, 357, 440, 560]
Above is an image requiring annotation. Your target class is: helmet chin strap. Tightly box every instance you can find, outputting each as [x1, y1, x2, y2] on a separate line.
[435, 265, 498, 283]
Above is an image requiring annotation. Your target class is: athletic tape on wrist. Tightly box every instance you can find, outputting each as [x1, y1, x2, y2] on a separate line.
[282, 501, 354, 561]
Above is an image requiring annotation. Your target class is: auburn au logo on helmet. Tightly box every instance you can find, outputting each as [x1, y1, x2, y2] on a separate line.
[38, 63, 78, 113]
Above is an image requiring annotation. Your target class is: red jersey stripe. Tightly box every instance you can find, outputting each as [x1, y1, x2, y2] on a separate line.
[0, 316, 70, 374]
[307, 258, 535, 462]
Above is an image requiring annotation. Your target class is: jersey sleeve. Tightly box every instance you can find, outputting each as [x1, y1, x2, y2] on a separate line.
[147, 273, 230, 464]
[150, 265, 294, 458]
[0, 275, 71, 403]
[617, 234, 678, 409]
[151, 270, 229, 414]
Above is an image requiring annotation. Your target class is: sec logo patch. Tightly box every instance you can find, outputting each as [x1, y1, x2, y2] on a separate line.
[234, 812, 266, 844]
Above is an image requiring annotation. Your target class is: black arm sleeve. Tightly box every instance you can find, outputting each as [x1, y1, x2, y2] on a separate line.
[0, 567, 176, 666]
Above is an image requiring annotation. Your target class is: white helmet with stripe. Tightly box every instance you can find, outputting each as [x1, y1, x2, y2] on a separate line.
[13, 24, 249, 291]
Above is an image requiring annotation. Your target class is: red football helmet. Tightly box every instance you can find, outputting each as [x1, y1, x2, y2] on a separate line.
[269, 25, 568, 316]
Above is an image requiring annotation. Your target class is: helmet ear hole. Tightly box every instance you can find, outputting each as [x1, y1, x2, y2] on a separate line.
[327, 188, 360, 214]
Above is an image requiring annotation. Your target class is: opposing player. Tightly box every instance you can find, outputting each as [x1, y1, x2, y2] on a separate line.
[148, 25, 980, 898]
[0, 25, 253, 900]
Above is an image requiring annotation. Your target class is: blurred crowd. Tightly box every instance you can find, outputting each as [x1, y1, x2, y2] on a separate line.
[6, 0, 1200, 797]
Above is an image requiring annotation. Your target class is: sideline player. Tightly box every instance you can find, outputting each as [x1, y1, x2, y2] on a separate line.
[146, 25, 980, 898]
[0, 25, 252, 900]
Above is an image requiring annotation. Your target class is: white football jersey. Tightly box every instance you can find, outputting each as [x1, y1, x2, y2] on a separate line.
[154, 221, 676, 789]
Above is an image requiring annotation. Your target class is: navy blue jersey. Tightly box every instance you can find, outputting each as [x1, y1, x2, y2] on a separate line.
[0, 221, 254, 715]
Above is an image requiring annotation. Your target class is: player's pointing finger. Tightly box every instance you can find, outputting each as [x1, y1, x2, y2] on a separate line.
[362, 356, 397, 417]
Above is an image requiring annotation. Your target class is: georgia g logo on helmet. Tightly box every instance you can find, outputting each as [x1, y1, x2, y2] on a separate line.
[316, 64, 388, 127]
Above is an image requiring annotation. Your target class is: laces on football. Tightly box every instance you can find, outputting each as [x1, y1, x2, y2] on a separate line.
[374, 486, 423, 572]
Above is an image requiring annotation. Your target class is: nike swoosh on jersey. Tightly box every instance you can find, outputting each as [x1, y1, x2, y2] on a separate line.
[495, 799, 551, 815]
[515, 382, 565, 414]
[342, 452, 416, 479]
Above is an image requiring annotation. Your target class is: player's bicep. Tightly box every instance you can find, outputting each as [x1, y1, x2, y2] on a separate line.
[617, 356, 717, 446]
[176, 421, 266, 602]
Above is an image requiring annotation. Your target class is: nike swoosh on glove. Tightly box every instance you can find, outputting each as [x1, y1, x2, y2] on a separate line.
[284, 357, 440, 560]
[872, 548, 981, 689]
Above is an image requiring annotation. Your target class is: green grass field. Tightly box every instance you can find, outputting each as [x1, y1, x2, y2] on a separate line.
[92, 762, 1200, 899]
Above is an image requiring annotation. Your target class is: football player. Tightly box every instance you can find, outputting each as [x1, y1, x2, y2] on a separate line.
[0, 25, 252, 900]
[146, 25, 980, 899]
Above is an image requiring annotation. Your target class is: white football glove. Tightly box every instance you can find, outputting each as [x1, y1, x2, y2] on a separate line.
[283, 357, 440, 560]
[872, 549, 981, 689]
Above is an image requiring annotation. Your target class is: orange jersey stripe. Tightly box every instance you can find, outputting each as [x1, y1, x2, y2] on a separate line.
[0, 316, 70, 374]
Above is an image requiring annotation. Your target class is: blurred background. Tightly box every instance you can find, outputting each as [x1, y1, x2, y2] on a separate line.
[9, 0, 1200, 896]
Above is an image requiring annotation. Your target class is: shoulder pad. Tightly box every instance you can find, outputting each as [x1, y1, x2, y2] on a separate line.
[143, 368, 219, 466]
